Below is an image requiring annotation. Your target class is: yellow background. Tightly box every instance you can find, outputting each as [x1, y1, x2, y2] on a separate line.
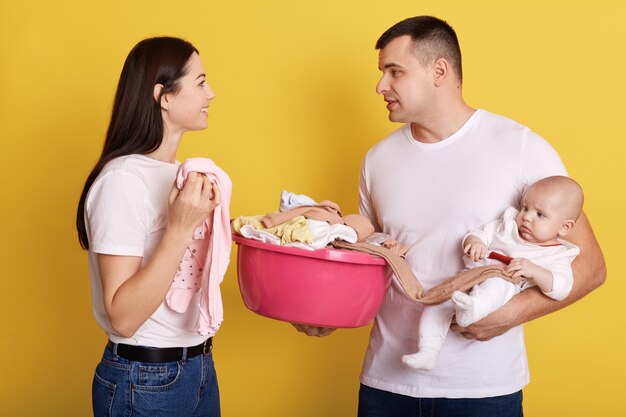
[1, 0, 624, 416]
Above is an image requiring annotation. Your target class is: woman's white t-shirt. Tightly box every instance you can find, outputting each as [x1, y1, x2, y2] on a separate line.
[85, 154, 209, 348]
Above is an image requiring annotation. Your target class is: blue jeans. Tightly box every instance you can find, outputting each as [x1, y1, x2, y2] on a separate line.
[92, 345, 220, 417]
[357, 384, 523, 417]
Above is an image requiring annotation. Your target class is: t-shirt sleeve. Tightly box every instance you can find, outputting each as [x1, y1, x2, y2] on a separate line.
[86, 170, 149, 256]
[519, 130, 568, 191]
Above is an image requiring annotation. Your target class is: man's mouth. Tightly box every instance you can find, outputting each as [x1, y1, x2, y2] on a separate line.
[385, 99, 398, 111]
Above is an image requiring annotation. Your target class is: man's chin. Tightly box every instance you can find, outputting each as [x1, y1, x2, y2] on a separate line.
[388, 113, 404, 123]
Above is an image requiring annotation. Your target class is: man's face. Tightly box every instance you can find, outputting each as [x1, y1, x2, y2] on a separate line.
[376, 35, 433, 123]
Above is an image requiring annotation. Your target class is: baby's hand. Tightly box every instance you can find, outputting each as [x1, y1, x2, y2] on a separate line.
[504, 258, 553, 293]
[463, 237, 487, 262]
[505, 258, 539, 280]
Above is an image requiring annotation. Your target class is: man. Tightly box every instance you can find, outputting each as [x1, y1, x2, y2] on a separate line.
[296, 16, 605, 416]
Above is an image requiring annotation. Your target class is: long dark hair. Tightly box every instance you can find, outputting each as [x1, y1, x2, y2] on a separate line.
[76, 37, 199, 249]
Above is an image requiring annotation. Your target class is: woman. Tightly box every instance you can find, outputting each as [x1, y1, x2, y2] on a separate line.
[76, 37, 223, 417]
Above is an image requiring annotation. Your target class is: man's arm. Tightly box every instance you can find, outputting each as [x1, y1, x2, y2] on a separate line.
[292, 323, 336, 337]
[451, 212, 606, 341]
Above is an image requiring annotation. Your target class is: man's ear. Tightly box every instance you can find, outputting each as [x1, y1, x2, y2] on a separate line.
[433, 58, 449, 87]
[153, 84, 168, 110]
[558, 219, 576, 237]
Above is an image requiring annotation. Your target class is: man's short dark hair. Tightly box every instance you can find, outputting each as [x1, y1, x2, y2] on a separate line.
[376, 16, 463, 82]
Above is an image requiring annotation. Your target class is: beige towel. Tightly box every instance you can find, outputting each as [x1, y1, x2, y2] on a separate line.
[332, 241, 522, 305]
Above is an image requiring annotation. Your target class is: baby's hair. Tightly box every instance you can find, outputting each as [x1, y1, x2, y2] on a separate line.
[528, 176, 584, 220]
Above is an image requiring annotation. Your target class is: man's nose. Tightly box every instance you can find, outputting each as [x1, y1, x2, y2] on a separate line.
[376, 76, 388, 95]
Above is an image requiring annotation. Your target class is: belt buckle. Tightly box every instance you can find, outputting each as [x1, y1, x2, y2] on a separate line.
[202, 339, 212, 355]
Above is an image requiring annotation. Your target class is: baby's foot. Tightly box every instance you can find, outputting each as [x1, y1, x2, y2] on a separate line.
[402, 347, 439, 371]
[452, 291, 481, 327]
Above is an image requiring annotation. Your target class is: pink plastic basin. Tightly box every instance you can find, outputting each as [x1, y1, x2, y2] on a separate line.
[233, 234, 391, 328]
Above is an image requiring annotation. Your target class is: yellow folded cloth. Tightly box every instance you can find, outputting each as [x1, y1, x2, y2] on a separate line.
[232, 215, 313, 245]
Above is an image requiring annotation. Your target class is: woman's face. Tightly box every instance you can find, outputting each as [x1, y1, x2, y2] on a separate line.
[164, 52, 215, 133]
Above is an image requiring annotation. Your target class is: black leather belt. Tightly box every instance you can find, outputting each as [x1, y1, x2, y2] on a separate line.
[106, 338, 212, 363]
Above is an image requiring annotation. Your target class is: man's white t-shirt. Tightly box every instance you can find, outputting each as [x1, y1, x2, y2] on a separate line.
[359, 109, 567, 398]
[85, 154, 209, 348]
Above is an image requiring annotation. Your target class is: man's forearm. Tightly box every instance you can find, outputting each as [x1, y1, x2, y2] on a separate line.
[512, 211, 605, 323]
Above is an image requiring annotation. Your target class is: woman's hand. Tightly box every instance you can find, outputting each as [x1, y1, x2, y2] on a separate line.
[168, 172, 221, 238]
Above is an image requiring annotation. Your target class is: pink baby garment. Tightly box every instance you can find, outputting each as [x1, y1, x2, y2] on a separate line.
[166, 158, 232, 335]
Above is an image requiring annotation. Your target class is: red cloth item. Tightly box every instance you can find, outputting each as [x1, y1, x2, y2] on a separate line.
[487, 251, 514, 265]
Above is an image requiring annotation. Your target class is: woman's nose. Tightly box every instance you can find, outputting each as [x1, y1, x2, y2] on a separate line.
[205, 84, 216, 100]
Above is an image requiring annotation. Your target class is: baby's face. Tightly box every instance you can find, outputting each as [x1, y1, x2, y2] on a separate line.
[515, 187, 571, 244]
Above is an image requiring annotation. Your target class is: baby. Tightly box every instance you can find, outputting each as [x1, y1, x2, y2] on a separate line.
[402, 176, 583, 370]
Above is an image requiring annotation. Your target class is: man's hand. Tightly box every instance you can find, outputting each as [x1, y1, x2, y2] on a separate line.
[450, 299, 518, 341]
[292, 323, 336, 337]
